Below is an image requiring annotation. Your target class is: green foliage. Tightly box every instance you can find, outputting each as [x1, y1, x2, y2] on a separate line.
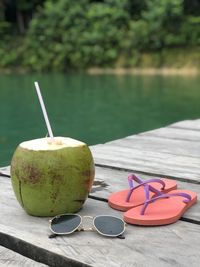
[23, 0, 129, 71]
[0, 21, 11, 38]
[0, 0, 199, 71]
[128, 0, 184, 50]
[184, 0, 200, 16]
[181, 16, 200, 45]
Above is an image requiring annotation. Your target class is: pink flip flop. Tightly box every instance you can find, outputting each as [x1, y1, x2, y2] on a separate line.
[124, 188, 197, 226]
[108, 174, 177, 211]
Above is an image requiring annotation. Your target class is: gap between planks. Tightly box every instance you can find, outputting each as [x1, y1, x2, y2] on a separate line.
[2, 165, 200, 185]
[0, 232, 90, 267]
[94, 163, 200, 185]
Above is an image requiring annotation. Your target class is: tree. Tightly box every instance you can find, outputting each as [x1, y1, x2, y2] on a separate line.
[23, 0, 130, 71]
[128, 0, 184, 50]
[2, 0, 44, 34]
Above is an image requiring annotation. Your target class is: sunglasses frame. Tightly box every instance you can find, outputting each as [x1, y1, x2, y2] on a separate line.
[49, 214, 126, 238]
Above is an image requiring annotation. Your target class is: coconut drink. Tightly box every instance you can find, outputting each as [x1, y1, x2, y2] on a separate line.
[11, 137, 95, 216]
[10, 82, 95, 216]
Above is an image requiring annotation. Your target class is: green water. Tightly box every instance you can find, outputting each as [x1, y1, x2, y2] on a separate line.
[0, 73, 200, 167]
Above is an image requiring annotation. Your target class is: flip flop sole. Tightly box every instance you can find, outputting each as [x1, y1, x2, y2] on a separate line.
[108, 179, 177, 211]
[124, 190, 197, 226]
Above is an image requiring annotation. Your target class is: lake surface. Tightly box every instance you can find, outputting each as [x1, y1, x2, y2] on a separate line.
[0, 73, 200, 166]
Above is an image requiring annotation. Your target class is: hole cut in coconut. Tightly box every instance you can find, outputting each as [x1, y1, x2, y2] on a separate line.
[20, 137, 86, 151]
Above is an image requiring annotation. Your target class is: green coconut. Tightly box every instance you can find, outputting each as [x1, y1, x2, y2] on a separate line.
[11, 137, 95, 217]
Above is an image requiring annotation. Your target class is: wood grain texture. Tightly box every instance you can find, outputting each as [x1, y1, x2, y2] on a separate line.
[0, 166, 10, 177]
[169, 119, 200, 130]
[139, 127, 200, 141]
[95, 134, 200, 158]
[116, 135, 200, 157]
[0, 175, 200, 267]
[0, 245, 48, 266]
[91, 145, 200, 182]
[90, 120, 200, 182]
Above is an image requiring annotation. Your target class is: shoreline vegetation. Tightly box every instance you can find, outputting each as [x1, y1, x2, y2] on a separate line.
[88, 67, 200, 76]
[1, 47, 199, 75]
[1, 67, 199, 76]
[0, 1, 200, 73]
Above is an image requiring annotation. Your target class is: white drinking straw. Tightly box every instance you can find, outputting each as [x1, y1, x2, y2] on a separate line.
[34, 81, 54, 142]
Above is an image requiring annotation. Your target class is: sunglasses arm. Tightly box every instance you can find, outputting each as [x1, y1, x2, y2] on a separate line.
[49, 233, 58, 238]
[49, 232, 125, 239]
[117, 234, 125, 239]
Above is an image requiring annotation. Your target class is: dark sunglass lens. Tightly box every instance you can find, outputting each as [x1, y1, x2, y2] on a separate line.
[51, 214, 81, 234]
[94, 216, 124, 236]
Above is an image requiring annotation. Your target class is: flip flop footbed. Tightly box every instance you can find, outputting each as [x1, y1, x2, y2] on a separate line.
[124, 190, 197, 226]
[108, 178, 177, 211]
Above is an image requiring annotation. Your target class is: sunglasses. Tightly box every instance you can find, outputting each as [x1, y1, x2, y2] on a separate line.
[49, 214, 126, 239]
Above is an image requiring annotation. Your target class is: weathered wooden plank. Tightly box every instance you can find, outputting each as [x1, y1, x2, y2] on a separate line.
[91, 166, 200, 223]
[0, 176, 200, 267]
[105, 135, 200, 158]
[0, 166, 10, 177]
[140, 127, 200, 141]
[169, 119, 200, 131]
[91, 145, 200, 182]
[90, 120, 200, 182]
[0, 245, 48, 267]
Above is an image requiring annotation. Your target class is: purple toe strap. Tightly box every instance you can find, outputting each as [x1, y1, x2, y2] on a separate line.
[126, 174, 166, 202]
[141, 192, 192, 215]
[128, 174, 165, 190]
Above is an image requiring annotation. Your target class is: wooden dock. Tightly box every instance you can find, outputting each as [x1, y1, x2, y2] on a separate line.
[0, 119, 200, 266]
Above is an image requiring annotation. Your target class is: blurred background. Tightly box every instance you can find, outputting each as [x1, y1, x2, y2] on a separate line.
[0, 0, 200, 166]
